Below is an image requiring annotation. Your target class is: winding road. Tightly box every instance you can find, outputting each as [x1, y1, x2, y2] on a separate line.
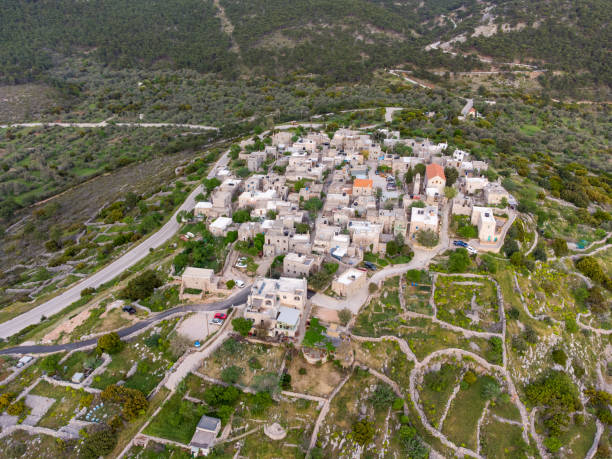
[0, 287, 249, 355]
[0, 150, 231, 340]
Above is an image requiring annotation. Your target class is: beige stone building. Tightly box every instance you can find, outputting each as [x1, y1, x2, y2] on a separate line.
[245, 277, 307, 338]
[283, 252, 321, 278]
[332, 268, 367, 297]
[409, 206, 439, 240]
[471, 206, 500, 243]
[180, 267, 217, 299]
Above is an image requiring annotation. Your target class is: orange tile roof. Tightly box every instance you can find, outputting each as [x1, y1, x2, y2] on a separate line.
[353, 179, 373, 188]
[426, 163, 445, 180]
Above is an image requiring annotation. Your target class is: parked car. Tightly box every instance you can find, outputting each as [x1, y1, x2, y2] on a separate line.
[453, 240, 468, 248]
[214, 313, 227, 320]
[235, 279, 245, 288]
[467, 245, 478, 254]
[122, 306, 136, 315]
[364, 261, 378, 270]
[209, 318, 223, 326]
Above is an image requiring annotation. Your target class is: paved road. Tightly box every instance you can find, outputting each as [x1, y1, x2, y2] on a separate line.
[0, 287, 249, 355]
[0, 151, 230, 339]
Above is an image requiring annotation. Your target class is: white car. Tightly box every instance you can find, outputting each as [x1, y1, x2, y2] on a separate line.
[467, 245, 478, 255]
[235, 280, 245, 288]
[209, 318, 223, 326]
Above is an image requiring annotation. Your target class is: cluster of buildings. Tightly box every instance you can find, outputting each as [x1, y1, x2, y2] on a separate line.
[179, 127, 515, 339]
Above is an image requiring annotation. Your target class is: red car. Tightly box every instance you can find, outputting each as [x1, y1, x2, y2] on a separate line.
[214, 313, 227, 320]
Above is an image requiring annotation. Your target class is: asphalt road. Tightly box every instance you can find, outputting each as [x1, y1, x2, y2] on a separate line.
[0, 151, 231, 340]
[0, 286, 249, 355]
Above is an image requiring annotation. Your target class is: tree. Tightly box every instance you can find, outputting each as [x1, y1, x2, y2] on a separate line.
[224, 230, 238, 245]
[97, 332, 123, 355]
[40, 353, 62, 374]
[386, 239, 399, 257]
[551, 238, 569, 256]
[448, 248, 470, 272]
[232, 318, 253, 336]
[338, 308, 352, 326]
[253, 233, 265, 253]
[503, 238, 520, 257]
[576, 257, 610, 288]
[444, 166, 459, 186]
[352, 419, 374, 445]
[121, 270, 163, 301]
[232, 208, 251, 223]
[6, 399, 27, 417]
[101, 385, 148, 420]
[416, 229, 439, 247]
[302, 197, 323, 215]
[370, 384, 395, 409]
[295, 223, 309, 234]
[280, 373, 292, 390]
[414, 163, 426, 176]
[203, 385, 240, 407]
[586, 286, 608, 314]
[226, 279, 236, 289]
[444, 186, 457, 199]
[533, 243, 547, 262]
[552, 348, 567, 366]
[525, 370, 581, 412]
[80, 425, 118, 459]
[202, 177, 221, 193]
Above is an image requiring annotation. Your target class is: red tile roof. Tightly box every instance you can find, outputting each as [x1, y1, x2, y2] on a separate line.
[353, 179, 373, 188]
[426, 163, 445, 180]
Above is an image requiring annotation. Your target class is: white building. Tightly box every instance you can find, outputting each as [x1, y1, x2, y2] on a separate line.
[409, 206, 439, 239]
[209, 216, 233, 236]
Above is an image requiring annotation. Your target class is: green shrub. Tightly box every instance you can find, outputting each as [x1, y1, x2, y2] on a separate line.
[551, 348, 567, 366]
[96, 332, 123, 355]
[221, 365, 243, 384]
[352, 419, 374, 445]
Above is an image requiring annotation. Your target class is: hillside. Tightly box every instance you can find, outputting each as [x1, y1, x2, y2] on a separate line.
[1, 0, 609, 91]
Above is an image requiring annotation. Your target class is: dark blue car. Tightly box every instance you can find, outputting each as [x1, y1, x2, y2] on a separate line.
[453, 240, 468, 248]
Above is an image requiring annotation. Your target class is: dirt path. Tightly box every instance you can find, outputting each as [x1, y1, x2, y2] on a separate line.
[213, 0, 239, 53]
[307, 367, 353, 451]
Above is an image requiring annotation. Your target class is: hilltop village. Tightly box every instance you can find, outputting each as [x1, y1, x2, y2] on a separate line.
[184, 127, 516, 340]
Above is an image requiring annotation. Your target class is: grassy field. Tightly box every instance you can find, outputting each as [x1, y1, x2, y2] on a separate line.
[284, 353, 345, 397]
[200, 338, 285, 388]
[480, 418, 527, 458]
[29, 380, 91, 429]
[418, 363, 462, 427]
[434, 275, 499, 331]
[0, 356, 17, 382]
[144, 389, 207, 444]
[442, 374, 491, 450]
[91, 320, 178, 393]
[56, 350, 102, 381]
[125, 442, 193, 459]
[0, 429, 78, 458]
[321, 368, 404, 457]
[353, 339, 413, 394]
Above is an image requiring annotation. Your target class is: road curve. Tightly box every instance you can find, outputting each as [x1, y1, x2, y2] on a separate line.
[0, 287, 249, 355]
[0, 151, 230, 340]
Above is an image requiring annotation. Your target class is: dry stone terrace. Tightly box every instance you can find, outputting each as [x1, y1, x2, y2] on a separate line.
[0, 122, 610, 458]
